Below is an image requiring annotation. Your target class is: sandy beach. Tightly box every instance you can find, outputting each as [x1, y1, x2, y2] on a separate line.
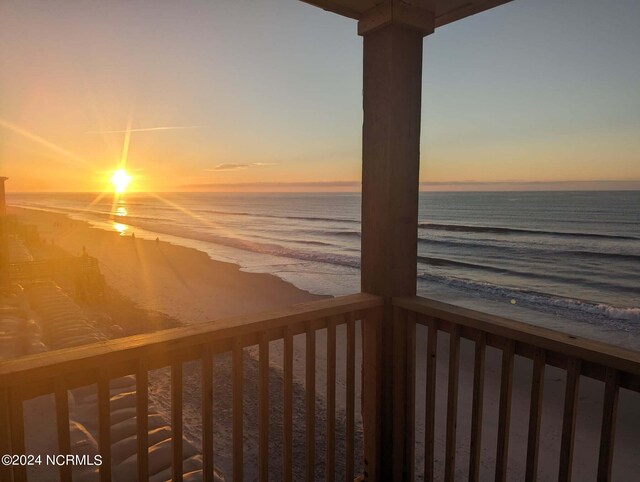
[8, 206, 639, 481]
[8, 206, 323, 323]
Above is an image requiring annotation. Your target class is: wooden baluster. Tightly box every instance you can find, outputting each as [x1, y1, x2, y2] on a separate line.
[597, 368, 620, 482]
[424, 316, 438, 482]
[405, 311, 416, 481]
[259, 333, 270, 482]
[172, 361, 184, 482]
[559, 358, 581, 482]
[444, 324, 461, 482]
[233, 340, 244, 481]
[469, 331, 486, 482]
[137, 360, 149, 482]
[392, 306, 407, 478]
[346, 316, 356, 482]
[9, 389, 26, 482]
[284, 326, 294, 482]
[326, 317, 337, 482]
[306, 323, 316, 482]
[98, 376, 111, 482]
[525, 349, 546, 482]
[495, 340, 515, 482]
[362, 306, 382, 481]
[0, 389, 12, 482]
[202, 347, 214, 482]
[55, 382, 72, 482]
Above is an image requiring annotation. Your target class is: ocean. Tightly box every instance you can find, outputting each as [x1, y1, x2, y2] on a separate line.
[8, 191, 640, 348]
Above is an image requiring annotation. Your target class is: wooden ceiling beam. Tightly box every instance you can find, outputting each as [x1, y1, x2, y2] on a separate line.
[358, 2, 435, 36]
[435, 0, 512, 28]
[301, 0, 513, 30]
[299, 0, 365, 20]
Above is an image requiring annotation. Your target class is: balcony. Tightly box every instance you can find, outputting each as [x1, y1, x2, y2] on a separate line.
[1, 1, 638, 481]
[2, 292, 639, 481]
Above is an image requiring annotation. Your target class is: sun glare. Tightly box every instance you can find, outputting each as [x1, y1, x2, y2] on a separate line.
[113, 222, 128, 235]
[111, 169, 132, 193]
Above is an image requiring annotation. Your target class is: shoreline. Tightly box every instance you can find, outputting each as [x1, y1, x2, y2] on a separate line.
[9, 201, 639, 352]
[8, 206, 325, 325]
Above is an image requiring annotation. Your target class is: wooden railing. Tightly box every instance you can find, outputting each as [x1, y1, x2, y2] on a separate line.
[0, 293, 383, 482]
[394, 296, 640, 482]
[3, 292, 639, 481]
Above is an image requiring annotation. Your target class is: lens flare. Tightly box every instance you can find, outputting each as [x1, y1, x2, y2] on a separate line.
[111, 169, 131, 193]
[113, 222, 127, 235]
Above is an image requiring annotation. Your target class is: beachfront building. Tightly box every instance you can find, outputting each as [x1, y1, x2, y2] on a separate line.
[1, 1, 639, 481]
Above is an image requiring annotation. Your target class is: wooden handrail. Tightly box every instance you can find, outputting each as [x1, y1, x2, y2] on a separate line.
[394, 296, 640, 380]
[0, 293, 383, 391]
[395, 295, 640, 482]
[2, 292, 380, 482]
[5, 292, 635, 481]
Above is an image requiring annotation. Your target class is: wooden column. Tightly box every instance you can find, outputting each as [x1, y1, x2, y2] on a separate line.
[359, 5, 433, 481]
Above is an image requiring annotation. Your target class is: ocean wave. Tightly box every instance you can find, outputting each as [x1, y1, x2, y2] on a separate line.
[418, 256, 639, 293]
[418, 222, 639, 240]
[15, 203, 354, 266]
[197, 208, 358, 225]
[418, 255, 506, 272]
[290, 239, 335, 247]
[418, 273, 640, 330]
[11, 201, 359, 227]
[12, 201, 637, 330]
[325, 230, 361, 238]
[417, 238, 640, 261]
[123, 221, 362, 269]
[564, 250, 640, 261]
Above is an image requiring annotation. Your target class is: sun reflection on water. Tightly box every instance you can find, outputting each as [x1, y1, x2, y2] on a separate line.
[113, 222, 128, 235]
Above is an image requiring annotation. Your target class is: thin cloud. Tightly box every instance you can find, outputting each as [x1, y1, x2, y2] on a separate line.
[206, 162, 278, 172]
[208, 164, 249, 171]
[86, 125, 207, 134]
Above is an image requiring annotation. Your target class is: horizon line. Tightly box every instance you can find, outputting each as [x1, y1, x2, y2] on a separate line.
[181, 179, 640, 188]
[6, 179, 640, 194]
[7, 188, 640, 195]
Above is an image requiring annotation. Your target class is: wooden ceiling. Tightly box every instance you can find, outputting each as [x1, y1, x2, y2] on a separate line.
[300, 0, 512, 29]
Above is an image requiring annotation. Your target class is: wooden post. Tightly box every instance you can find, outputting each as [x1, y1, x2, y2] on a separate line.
[359, 5, 433, 480]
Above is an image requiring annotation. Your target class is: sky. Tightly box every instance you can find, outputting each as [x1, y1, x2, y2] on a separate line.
[1, 0, 639, 192]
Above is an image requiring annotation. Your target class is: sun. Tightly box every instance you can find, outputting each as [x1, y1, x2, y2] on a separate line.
[111, 169, 132, 193]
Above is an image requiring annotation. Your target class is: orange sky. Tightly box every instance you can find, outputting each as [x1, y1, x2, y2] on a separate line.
[1, 0, 639, 193]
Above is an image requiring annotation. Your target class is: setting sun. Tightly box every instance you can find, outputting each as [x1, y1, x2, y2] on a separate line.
[111, 169, 131, 193]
